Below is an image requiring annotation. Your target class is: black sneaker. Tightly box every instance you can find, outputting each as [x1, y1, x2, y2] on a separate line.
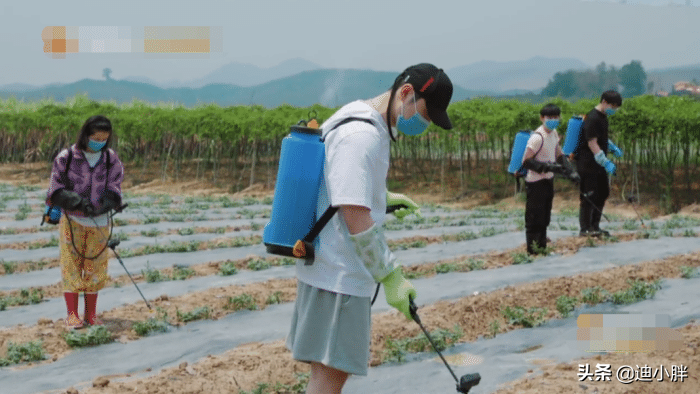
[579, 229, 602, 237]
[593, 228, 611, 237]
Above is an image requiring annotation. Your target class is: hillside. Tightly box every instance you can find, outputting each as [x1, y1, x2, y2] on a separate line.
[0, 69, 479, 108]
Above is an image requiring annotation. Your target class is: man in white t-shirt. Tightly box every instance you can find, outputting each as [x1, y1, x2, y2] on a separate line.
[286, 63, 454, 394]
[521, 103, 580, 255]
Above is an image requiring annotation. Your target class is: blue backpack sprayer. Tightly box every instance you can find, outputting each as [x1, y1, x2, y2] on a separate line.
[263, 115, 373, 262]
[562, 115, 584, 156]
[507, 129, 532, 194]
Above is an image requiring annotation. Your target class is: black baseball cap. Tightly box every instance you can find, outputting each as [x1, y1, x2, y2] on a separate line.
[400, 63, 454, 130]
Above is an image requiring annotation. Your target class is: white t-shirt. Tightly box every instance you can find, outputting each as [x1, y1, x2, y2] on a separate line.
[295, 100, 391, 297]
[523, 125, 560, 183]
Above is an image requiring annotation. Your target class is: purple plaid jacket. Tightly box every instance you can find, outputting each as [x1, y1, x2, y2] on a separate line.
[46, 144, 124, 217]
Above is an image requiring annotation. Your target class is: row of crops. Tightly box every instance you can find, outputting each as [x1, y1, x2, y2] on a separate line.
[1, 94, 699, 209]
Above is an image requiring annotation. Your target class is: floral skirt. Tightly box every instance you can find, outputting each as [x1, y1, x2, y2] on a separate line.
[59, 216, 111, 293]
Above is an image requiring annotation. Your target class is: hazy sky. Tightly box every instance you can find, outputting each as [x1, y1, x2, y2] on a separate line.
[1, 0, 699, 86]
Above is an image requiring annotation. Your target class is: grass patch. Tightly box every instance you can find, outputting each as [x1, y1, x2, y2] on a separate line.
[113, 231, 130, 242]
[558, 207, 578, 217]
[0, 227, 17, 235]
[242, 196, 258, 205]
[266, 291, 283, 305]
[144, 216, 161, 224]
[0, 341, 46, 366]
[663, 215, 700, 229]
[0, 288, 44, 309]
[272, 257, 296, 266]
[113, 217, 129, 226]
[28, 236, 59, 250]
[501, 306, 547, 328]
[171, 265, 196, 280]
[239, 373, 308, 394]
[580, 286, 609, 305]
[219, 261, 239, 276]
[680, 266, 698, 279]
[176, 306, 211, 322]
[226, 294, 259, 311]
[435, 262, 461, 274]
[220, 196, 242, 208]
[487, 319, 501, 338]
[140, 228, 163, 237]
[584, 237, 596, 247]
[132, 317, 169, 336]
[2, 260, 16, 274]
[391, 239, 428, 251]
[531, 242, 554, 256]
[64, 326, 114, 347]
[609, 279, 662, 305]
[14, 201, 32, 221]
[511, 252, 533, 265]
[247, 259, 271, 271]
[383, 325, 463, 363]
[555, 295, 578, 318]
[453, 231, 478, 241]
[142, 262, 168, 283]
[622, 220, 640, 230]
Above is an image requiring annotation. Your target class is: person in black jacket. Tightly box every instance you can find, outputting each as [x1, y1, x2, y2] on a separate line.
[576, 90, 622, 237]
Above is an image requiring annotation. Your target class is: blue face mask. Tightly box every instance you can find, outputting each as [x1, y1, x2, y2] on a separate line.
[396, 95, 430, 136]
[605, 108, 617, 116]
[545, 119, 560, 130]
[88, 139, 107, 151]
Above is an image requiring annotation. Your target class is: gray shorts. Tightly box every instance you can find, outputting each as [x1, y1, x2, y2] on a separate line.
[286, 281, 371, 376]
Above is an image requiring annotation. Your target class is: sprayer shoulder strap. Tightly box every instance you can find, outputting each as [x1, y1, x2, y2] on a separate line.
[303, 117, 375, 243]
[320, 117, 375, 142]
[105, 149, 112, 193]
[62, 149, 74, 191]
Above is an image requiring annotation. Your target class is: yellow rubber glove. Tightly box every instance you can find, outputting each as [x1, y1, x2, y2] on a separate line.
[381, 267, 417, 320]
[386, 191, 422, 220]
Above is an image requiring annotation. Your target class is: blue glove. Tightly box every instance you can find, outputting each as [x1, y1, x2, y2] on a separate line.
[594, 151, 616, 176]
[604, 160, 616, 176]
[608, 140, 623, 158]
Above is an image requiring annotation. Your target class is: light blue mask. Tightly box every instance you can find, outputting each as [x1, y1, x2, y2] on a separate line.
[88, 139, 107, 151]
[605, 108, 617, 116]
[397, 96, 430, 136]
[545, 119, 560, 130]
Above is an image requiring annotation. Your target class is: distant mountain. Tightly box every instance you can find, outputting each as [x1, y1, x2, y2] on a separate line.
[447, 56, 590, 92]
[646, 64, 700, 92]
[191, 57, 323, 88]
[0, 69, 480, 108]
[122, 57, 323, 89]
[0, 83, 39, 92]
[5, 59, 697, 108]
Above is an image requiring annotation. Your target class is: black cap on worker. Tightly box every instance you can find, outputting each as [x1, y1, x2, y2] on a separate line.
[400, 63, 454, 130]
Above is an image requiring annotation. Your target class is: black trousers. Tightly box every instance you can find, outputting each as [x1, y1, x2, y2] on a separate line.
[525, 178, 554, 255]
[579, 168, 610, 231]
